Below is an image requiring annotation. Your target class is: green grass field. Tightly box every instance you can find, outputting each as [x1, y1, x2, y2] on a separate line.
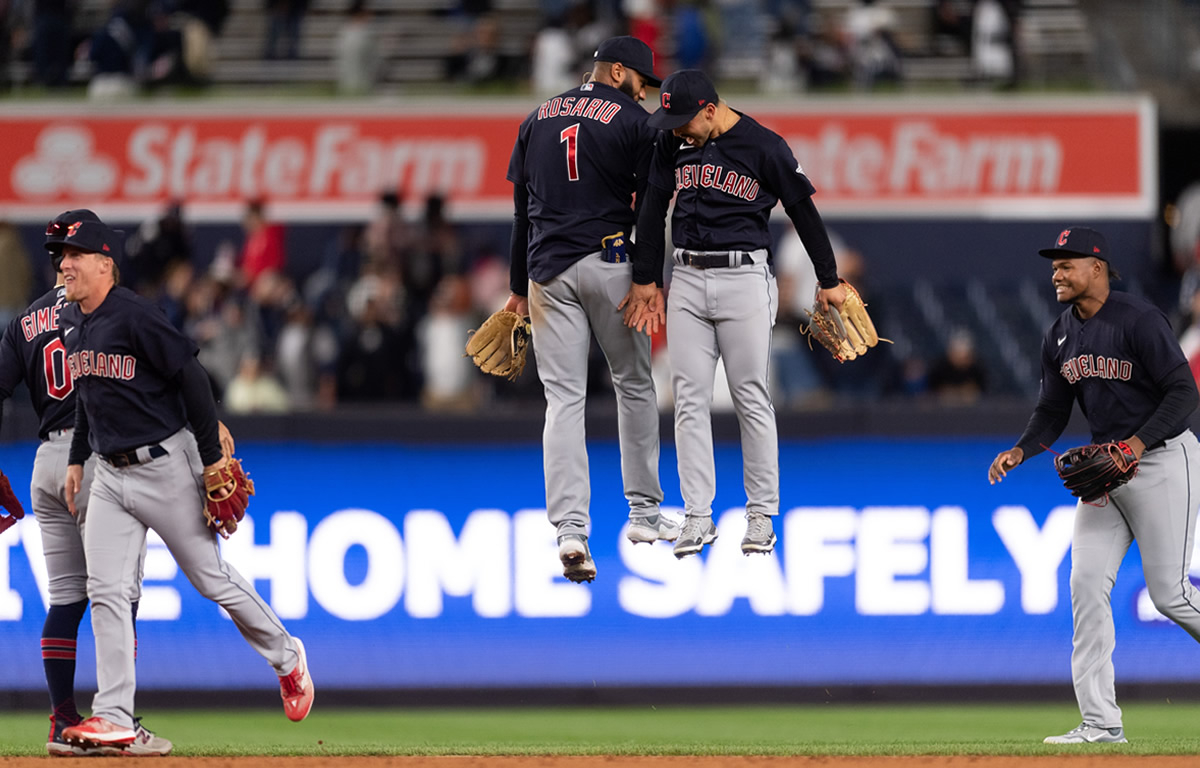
[3, 702, 1200, 756]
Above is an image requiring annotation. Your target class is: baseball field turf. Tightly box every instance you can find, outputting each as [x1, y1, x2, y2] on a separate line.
[2, 701, 1200, 759]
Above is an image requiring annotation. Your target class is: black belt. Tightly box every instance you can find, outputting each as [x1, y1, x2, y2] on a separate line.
[102, 445, 167, 468]
[676, 250, 757, 269]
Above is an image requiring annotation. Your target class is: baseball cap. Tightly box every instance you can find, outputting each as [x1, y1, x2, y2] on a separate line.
[44, 209, 124, 263]
[594, 36, 662, 88]
[1038, 226, 1108, 261]
[647, 69, 719, 131]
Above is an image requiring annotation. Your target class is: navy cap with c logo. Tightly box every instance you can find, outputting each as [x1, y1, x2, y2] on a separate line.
[593, 36, 662, 88]
[647, 69, 719, 131]
[1038, 226, 1108, 261]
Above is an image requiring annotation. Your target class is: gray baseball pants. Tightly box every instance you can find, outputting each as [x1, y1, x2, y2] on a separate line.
[1069, 429, 1200, 727]
[84, 428, 299, 729]
[667, 256, 779, 519]
[528, 252, 663, 538]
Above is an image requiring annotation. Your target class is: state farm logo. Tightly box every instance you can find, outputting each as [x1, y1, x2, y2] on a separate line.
[12, 125, 119, 198]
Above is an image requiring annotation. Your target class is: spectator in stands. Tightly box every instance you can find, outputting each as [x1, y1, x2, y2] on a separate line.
[364, 190, 410, 274]
[842, 0, 902, 89]
[0, 221, 32, 327]
[338, 280, 412, 401]
[224, 354, 291, 413]
[31, 0, 72, 87]
[1171, 180, 1200, 319]
[264, 0, 308, 59]
[419, 275, 478, 411]
[158, 259, 195, 330]
[672, 0, 711, 71]
[927, 328, 987, 404]
[530, 15, 576, 96]
[930, 0, 968, 56]
[239, 198, 287, 289]
[193, 294, 264, 397]
[87, 0, 151, 99]
[334, 0, 378, 94]
[178, 0, 230, 81]
[404, 194, 463, 333]
[800, 12, 849, 88]
[971, 0, 1017, 88]
[125, 200, 192, 295]
[446, 0, 505, 82]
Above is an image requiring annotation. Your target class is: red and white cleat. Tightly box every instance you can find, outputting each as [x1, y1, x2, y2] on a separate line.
[279, 637, 314, 722]
[60, 717, 136, 749]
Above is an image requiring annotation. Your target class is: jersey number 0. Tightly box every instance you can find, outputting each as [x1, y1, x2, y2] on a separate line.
[560, 123, 580, 182]
[43, 337, 73, 400]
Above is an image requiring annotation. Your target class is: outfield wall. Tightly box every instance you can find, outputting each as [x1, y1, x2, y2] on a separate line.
[3, 412, 1200, 694]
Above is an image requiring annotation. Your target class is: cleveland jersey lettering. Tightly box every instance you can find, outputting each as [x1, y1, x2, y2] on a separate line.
[60, 286, 198, 455]
[648, 111, 815, 253]
[1041, 291, 1189, 443]
[674, 163, 760, 200]
[0, 287, 78, 438]
[66, 350, 137, 381]
[1059, 354, 1133, 384]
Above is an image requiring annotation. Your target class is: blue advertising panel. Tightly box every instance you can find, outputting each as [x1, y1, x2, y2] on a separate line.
[1, 437, 1197, 690]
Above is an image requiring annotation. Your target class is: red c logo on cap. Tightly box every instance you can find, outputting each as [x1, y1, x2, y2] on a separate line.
[1057, 229, 1070, 246]
[661, 92, 671, 109]
[66, 222, 82, 238]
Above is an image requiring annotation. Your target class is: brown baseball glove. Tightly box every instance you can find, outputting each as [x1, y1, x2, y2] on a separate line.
[203, 458, 255, 539]
[465, 310, 531, 381]
[802, 279, 889, 362]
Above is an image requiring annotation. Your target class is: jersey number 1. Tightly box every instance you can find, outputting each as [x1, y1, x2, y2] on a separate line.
[560, 123, 580, 182]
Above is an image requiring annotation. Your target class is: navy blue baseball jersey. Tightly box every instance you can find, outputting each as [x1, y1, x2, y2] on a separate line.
[1038, 291, 1190, 444]
[0, 287, 77, 438]
[60, 286, 198, 455]
[647, 111, 816, 253]
[507, 81, 657, 283]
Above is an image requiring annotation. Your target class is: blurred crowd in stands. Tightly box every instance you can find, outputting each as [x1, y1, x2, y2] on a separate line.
[0, 0, 1025, 97]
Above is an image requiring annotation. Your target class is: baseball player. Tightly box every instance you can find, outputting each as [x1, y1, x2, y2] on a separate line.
[0, 226, 172, 757]
[988, 226, 1200, 744]
[503, 36, 675, 583]
[626, 69, 845, 559]
[37, 209, 313, 751]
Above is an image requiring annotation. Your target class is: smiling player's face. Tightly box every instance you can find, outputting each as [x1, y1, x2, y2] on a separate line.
[1051, 257, 1104, 304]
[61, 247, 113, 309]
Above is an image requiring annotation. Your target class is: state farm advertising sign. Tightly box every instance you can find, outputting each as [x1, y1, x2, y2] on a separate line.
[0, 97, 1154, 222]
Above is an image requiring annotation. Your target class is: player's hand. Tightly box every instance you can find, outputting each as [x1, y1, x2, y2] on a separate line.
[816, 282, 847, 314]
[218, 420, 235, 462]
[619, 283, 664, 336]
[503, 293, 529, 318]
[65, 464, 84, 517]
[988, 447, 1024, 484]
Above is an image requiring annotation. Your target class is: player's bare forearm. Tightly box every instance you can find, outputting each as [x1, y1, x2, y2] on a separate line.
[218, 420, 235, 461]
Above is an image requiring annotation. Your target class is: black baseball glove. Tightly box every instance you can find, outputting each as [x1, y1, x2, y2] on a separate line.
[1054, 441, 1139, 505]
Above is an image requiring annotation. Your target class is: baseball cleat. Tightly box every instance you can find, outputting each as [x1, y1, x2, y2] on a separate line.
[1043, 723, 1127, 744]
[47, 713, 105, 757]
[280, 637, 315, 722]
[673, 516, 718, 559]
[99, 718, 173, 756]
[626, 514, 681, 544]
[558, 534, 596, 583]
[741, 513, 777, 555]
[60, 716, 137, 749]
